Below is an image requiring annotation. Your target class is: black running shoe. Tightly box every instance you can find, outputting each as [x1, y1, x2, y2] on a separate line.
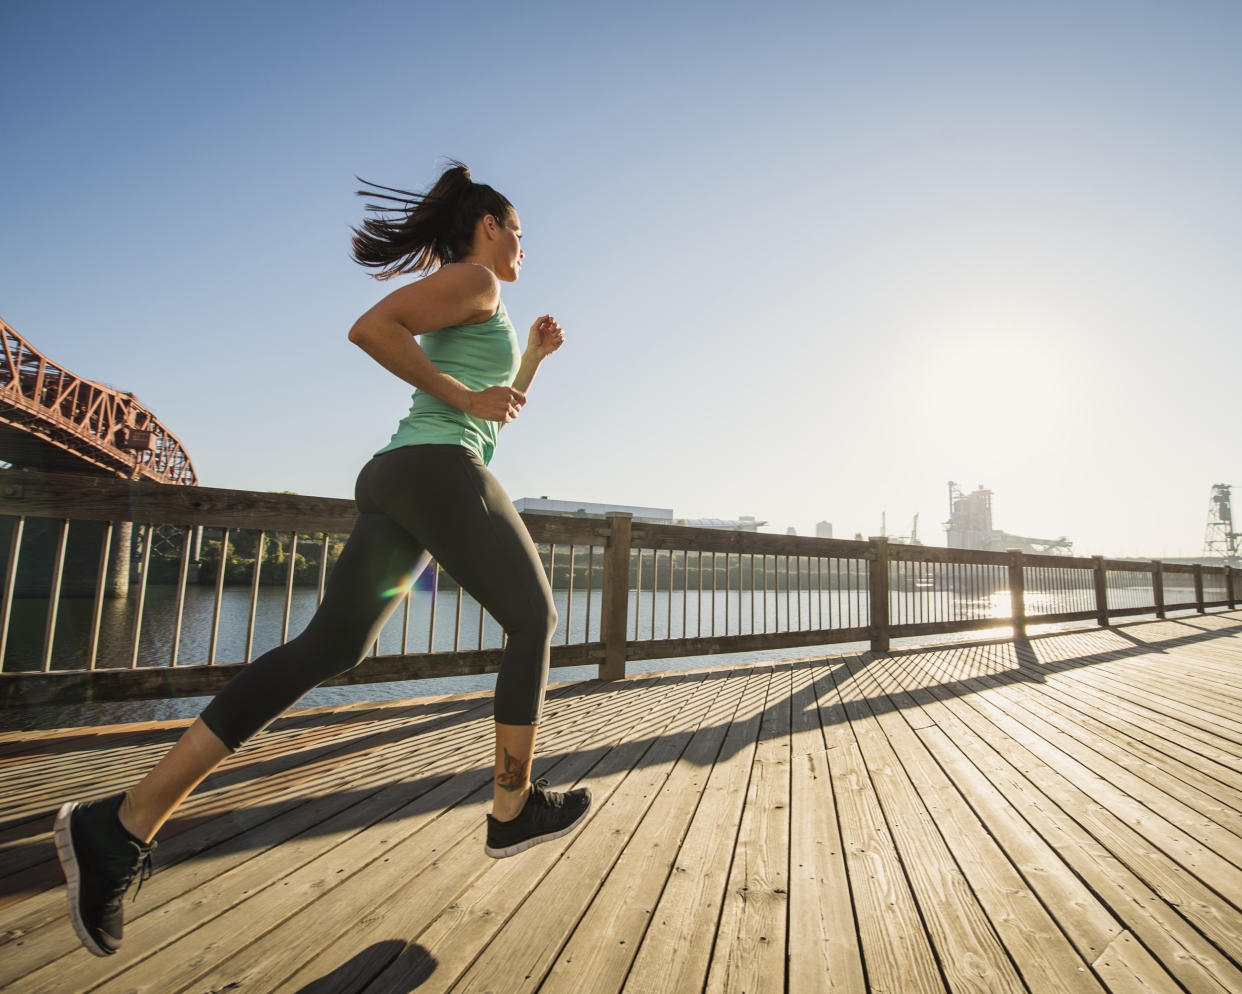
[485, 778, 592, 858]
[54, 793, 156, 957]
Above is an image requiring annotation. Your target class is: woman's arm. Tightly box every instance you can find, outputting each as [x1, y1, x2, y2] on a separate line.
[348, 264, 526, 423]
[512, 314, 565, 394]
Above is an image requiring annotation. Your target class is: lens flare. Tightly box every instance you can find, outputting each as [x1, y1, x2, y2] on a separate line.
[381, 552, 433, 599]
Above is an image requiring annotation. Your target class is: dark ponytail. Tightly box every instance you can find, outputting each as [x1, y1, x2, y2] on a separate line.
[351, 161, 514, 279]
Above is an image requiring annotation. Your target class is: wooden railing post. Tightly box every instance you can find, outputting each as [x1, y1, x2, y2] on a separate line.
[1228, 565, 1237, 611]
[869, 538, 890, 654]
[1093, 556, 1109, 627]
[1152, 560, 1166, 619]
[1008, 550, 1026, 639]
[599, 512, 633, 681]
[1194, 564, 1205, 614]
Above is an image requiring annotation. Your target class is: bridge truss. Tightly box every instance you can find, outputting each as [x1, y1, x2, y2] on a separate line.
[0, 316, 196, 485]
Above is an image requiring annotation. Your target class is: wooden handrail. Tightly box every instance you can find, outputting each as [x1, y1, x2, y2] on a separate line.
[0, 468, 1237, 706]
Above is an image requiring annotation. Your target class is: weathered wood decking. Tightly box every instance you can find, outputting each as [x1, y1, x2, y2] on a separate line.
[3, 613, 1242, 993]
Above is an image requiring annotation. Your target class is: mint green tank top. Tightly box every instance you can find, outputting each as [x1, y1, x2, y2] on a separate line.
[376, 300, 520, 465]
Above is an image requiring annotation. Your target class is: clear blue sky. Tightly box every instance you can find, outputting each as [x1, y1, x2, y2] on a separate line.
[3, 0, 1240, 557]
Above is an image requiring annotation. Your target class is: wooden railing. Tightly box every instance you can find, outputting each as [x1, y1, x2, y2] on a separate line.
[0, 469, 1237, 707]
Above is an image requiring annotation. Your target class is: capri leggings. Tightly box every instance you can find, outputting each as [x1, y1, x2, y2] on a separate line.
[199, 444, 557, 751]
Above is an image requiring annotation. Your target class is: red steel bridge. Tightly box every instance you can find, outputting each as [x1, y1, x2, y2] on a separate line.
[0, 315, 196, 485]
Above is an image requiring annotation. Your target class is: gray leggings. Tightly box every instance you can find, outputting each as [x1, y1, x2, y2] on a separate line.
[200, 445, 556, 751]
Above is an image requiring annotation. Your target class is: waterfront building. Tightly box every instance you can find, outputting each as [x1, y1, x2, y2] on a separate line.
[944, 481, 1073, 554]
[513, 498, 764, 532]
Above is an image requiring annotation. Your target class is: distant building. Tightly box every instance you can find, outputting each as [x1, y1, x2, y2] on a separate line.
[816, 521, 833, 539]
[515, 498, 764, 531]
[675, 515, 765, 532]
[944, 482, 1072, 555]
[513, 497, 672, 523]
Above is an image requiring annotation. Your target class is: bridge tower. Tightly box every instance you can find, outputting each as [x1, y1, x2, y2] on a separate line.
[1203, 484, 1241, 561]
[0, 316, 198, 597]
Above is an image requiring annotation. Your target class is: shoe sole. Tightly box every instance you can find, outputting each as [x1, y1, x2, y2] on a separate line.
[484, 788, 593, 859]
[53, 802, 112, 958]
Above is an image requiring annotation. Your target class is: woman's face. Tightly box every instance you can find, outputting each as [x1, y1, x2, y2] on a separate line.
[496, 210, 523, 281]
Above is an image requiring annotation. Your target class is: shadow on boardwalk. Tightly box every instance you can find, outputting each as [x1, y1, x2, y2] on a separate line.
[2, 611, 1242, 992]
[2, 613, 1239, 904]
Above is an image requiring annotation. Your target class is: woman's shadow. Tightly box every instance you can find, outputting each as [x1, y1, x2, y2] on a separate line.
[295, 941, 436, 993]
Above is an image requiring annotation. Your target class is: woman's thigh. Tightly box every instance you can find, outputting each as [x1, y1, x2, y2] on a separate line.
[360, 446, 554, 631]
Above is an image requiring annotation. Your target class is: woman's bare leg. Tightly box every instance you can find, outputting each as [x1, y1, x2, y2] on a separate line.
[490, 722, 537, 821]
[117, 719, 232, 844]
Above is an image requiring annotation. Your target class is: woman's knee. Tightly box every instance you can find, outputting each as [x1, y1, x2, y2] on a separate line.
[507, 590, 557, 643]
[291, 618, 373, 680]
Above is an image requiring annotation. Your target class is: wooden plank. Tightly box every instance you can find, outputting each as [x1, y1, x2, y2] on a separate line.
[1034, 654, 1242, 757]
[1079, 641, 1242, 704]
[884, 544, 1022, 567]
[1025, 681, 1242, 802]
[536, 669, 755, 994]
[786, 658, 866, 994]
[621, 627, 872, 662]
[1043, 639, 1242, 727]
[1019, 641, 1242, 772]
[883, 650, 1242, 994]
[888, 617, 1015, 640]
[959, 671, 1242, 872]
[0, 467, 359, 533]
[1013, 632, 1242, 753]
[32, 676, 649, 994]
[7, 618, 1242, 994]
[1091, 931, 1185, 994]
[0, 697, 480, 846]
[0, 699, 470, 902]
[821, 657, 946, 993]
[172, 672, 715, 994]
[365, 670, 742, 994]
[703, 663, 791, 994]
[1005, 676, 1242, 824]
[2, 680, 605, 991]
[849, 656, 1120, 992]
[0, 692, 509, 987]
[1105, 648, 1242, 718]
[0, 697, 434, 820]
[833, 655, 1029, 994]
[615, 667, 777, 994]
[630, 521, 872, 559]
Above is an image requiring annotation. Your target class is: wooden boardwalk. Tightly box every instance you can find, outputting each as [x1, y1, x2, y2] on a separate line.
[3, 612, 1242, 993]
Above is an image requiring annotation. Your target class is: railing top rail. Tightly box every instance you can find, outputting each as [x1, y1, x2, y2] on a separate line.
[0, 468, 1232, 572]
[628, 521, 873, 559]
[1018, 552, 1096, 569]
[889, 545, 1016, 567]
[1104, 559, 1165, 574]
[0, 469, 613, 545]
[0, 468, 357, 533]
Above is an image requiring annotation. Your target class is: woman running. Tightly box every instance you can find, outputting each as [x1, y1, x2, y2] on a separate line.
[53, 161, 592, 957]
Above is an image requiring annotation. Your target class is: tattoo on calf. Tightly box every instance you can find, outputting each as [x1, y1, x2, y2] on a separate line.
[496, 747, 529, 792]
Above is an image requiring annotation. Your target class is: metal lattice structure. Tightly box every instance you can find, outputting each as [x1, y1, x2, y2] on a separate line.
[0, 316, 196, 485]
[1204, 483, 1241, 559]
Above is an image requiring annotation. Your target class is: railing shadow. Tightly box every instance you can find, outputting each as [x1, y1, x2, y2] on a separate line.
[2, 612, 1239, 905]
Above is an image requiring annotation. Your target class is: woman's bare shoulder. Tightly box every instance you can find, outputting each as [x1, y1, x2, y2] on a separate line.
[428, 262, 500, 298]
